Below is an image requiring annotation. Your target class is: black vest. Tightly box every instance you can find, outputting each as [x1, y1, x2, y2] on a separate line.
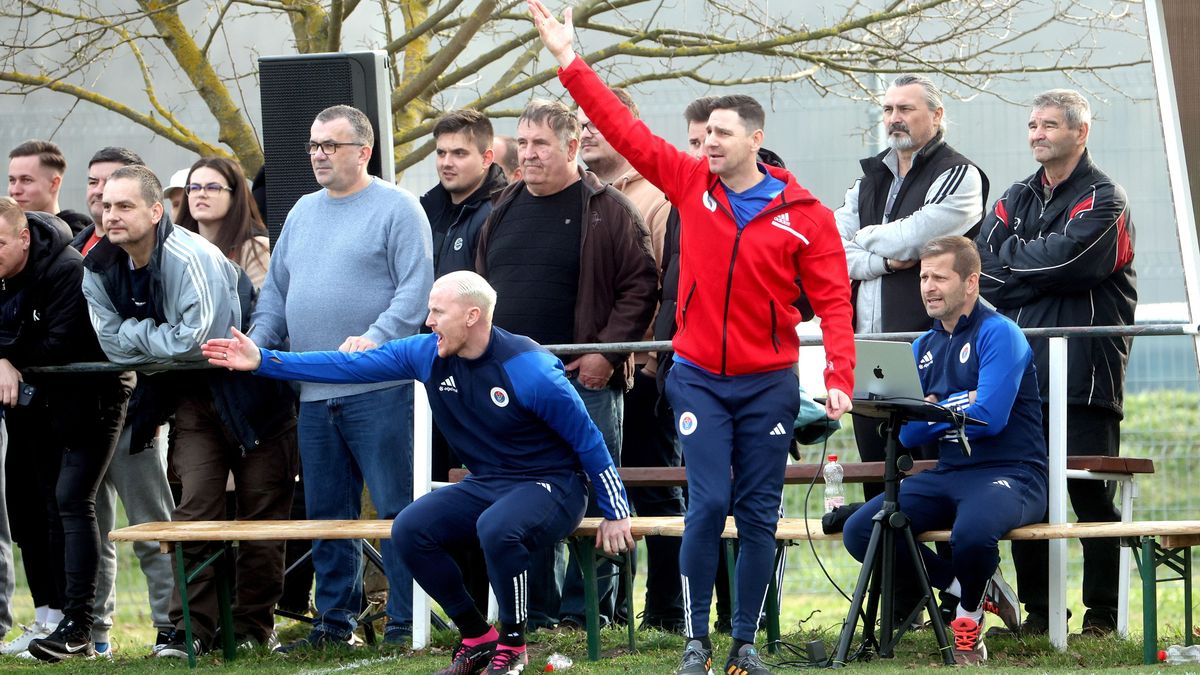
[856, 134, 989, 332]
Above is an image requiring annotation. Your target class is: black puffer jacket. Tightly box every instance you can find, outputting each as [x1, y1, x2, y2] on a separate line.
[0, 211, 130, 394]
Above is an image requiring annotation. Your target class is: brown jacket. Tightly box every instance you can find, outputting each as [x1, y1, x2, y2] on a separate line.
[475, 167, 658, 389]
[611, 168, 670, 374]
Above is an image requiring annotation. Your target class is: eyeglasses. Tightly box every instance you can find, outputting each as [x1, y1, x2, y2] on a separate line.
[305, 141, 365, 156]
[581, 121, 600, 135]
[185, 183, 232, 196]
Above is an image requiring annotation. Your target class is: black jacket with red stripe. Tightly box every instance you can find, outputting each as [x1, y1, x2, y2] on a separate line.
[975, 150, 1136, 416]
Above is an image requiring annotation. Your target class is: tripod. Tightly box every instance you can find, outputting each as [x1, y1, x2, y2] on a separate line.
[831, 398, 981, 667]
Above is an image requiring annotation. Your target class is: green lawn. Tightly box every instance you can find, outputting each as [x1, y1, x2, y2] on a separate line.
[1, 390, 1195, 672]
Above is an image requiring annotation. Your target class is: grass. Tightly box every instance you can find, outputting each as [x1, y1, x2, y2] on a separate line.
[0, 390, 1196, 671]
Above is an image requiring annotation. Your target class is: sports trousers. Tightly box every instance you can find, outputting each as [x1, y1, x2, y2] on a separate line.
[665, 363, 799, 643]
[395, 473, 587, 628]
[843, 462, 1047, 611]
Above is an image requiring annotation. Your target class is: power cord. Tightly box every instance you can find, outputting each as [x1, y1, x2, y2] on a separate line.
[762, 421, 873, 669]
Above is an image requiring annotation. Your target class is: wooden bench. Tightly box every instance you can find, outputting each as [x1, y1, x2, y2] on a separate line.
[113, 455, 1162, 666]
[449, 456, 1155, 661]
[112, 515, 1198, 666]
[567, 516, 1200, 666]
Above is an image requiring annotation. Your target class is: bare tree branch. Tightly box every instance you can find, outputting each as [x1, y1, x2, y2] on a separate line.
[0, 0, 1149, 179]
[0, 69, 229, 157]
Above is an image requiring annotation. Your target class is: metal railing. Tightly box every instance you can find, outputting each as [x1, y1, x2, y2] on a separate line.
[26, 322, 1197, 649]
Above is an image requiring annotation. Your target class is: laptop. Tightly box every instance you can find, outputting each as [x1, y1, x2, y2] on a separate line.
[853, 339, 924, 400]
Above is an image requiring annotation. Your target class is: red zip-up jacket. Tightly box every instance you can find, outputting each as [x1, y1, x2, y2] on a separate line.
[559, 58, 855, 393]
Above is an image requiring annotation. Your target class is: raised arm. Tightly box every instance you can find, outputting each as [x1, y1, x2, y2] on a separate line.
[528, 0, 701, 201]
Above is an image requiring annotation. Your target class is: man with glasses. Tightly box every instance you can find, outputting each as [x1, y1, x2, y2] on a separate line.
[250, 104, 433, 651]
[574, 90, 684, 632]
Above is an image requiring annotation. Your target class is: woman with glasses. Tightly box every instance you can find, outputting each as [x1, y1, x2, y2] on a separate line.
[177, 158, 271, 288]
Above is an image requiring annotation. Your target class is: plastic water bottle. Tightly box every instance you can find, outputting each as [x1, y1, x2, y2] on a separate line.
[544, 653, 574, 671]
[823, 454, 844, 512]
[1159, 644, 1200, 664]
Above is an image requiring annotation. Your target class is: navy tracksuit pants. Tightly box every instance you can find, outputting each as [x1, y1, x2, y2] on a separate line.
[393, 473, 587, 627]
[666, 363, 799, 643]
[842, 462, 1046, 612]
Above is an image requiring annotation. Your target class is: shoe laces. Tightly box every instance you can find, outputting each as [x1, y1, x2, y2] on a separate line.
[734, 646, 767, 669]
[489, 647, 523, 669]
[951, 618, 981, 650]
[680, 644, 710, 668]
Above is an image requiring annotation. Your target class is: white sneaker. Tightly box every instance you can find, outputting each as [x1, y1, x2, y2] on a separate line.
[2, 622, 53, 655]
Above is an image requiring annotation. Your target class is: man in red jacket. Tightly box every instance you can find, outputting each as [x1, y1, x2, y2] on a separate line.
[530, 3, 855, 673]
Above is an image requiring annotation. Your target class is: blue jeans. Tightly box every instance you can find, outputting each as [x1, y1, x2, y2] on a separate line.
[558, 380, 622, 625]
[298, 384, 414, 636]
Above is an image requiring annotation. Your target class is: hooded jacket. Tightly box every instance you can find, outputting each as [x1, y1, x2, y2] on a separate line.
[421, 163, 508, 277]
[56, 209, 92, 237]
[976, 150, 1136, 416]
[559, 58, 854, 390]
[0, 212, 114, 378]
[82, 213, 294, 452]
[475, 166, 658, 390]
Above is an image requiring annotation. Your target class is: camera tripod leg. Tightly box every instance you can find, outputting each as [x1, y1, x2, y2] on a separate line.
[832, 515, 884, 667]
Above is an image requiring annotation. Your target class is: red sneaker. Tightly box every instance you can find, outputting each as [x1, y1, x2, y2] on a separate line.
[950, 616, 987, 665]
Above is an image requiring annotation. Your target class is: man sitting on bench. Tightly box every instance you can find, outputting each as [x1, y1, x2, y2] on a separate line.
[202, 270, 633, 675]
[841, 235, 1046, 665]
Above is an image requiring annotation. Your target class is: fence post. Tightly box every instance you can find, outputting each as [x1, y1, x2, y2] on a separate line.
[412, 382, 433, 649]
[1048, 336, 1068, 650]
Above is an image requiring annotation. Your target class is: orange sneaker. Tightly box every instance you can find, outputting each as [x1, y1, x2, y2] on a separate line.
[950, 616, 987, 665]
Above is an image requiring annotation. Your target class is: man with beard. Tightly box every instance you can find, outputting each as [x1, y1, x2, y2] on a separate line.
[836, 75, 989, 482]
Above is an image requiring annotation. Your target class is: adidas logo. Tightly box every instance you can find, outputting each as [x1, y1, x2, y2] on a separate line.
[438, 376, 458, 393]
[769, 422, 787, 436]
[918, 351, 934, 370]
[991, 479, 1011, 489]
[772, 213, 791, 227]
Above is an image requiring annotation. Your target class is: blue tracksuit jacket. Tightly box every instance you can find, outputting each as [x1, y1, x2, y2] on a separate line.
[255, 327, 630, 520]
[900, 302, 1046, 471]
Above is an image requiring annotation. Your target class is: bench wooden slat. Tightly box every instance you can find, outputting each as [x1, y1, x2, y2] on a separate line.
[108, 520, 394, 542]
[447, 456, 1153, 487]
[570, 517, 1200, 544]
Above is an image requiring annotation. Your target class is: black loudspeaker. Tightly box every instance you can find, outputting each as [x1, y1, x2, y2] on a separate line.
[258, 51, 393, 244]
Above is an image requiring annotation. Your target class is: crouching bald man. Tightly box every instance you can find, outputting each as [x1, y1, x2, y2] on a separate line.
[203, 271, 632, 675]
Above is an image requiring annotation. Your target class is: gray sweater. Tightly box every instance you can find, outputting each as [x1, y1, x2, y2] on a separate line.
[250, 178, 434, 401]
